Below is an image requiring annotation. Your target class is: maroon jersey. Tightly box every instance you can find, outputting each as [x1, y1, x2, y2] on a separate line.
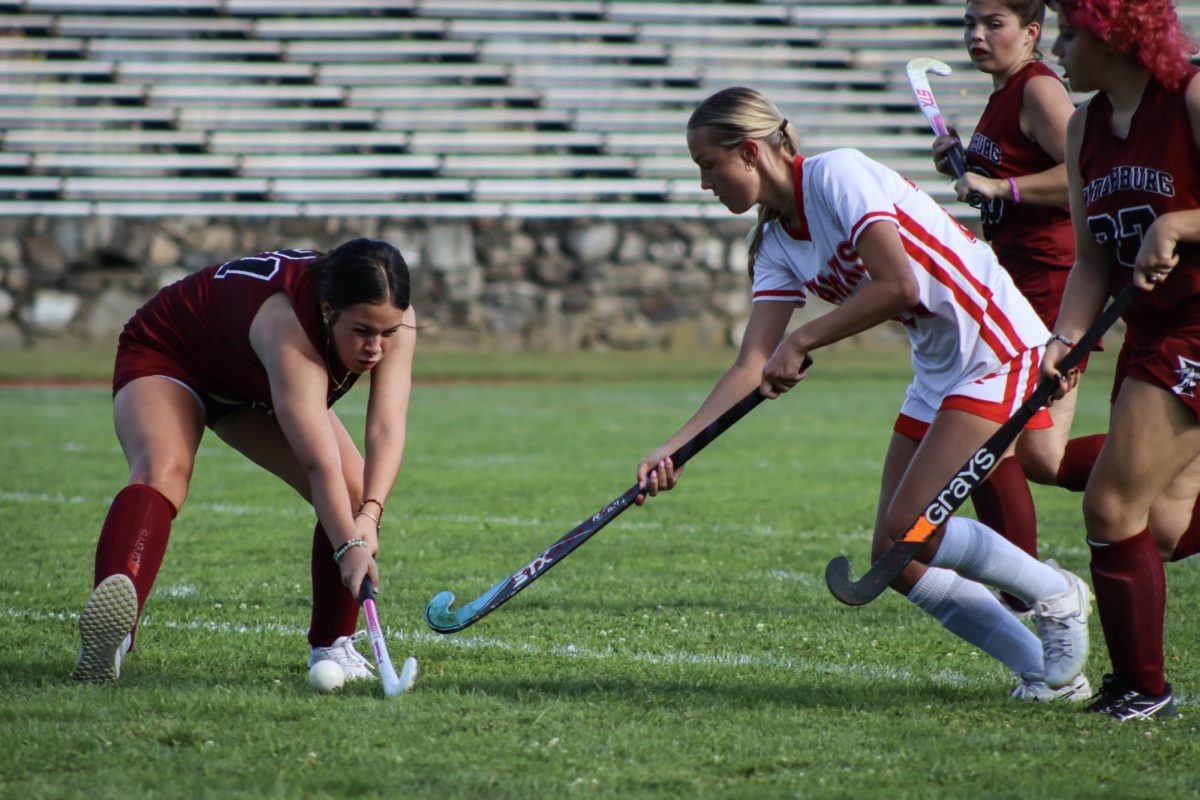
[1079, 69, 1200, 339]
[116, 249, 359, 410]
[966, 60, 1074, 271]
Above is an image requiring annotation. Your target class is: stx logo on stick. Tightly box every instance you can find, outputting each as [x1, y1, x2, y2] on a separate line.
[914, 88, 937, 109]
[513, 548, 557, 588]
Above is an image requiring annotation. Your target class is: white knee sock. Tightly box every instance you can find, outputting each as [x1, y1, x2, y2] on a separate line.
[907, 566, 1043, 678]
[930, 516, 1068, 605]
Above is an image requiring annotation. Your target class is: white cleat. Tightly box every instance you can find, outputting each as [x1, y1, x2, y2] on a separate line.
[73, 574, 138, 684]
[308, 632, 376, 682]
[1011, 672, 1092, 702]
[1033, 560, 1092, 689]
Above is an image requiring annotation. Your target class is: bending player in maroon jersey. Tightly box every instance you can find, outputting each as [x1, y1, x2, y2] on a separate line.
[637, 86, 1092, 701]
[72, 238, 417, 685]
[1043, 0, 1200, 720]
[931, 0, 1103, 617]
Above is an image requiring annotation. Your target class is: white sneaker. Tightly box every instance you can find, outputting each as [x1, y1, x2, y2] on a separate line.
[308, 632, 375, 681]
[1011, 672, 1093, 702]
[73, 574, 138, 683]
[1033, 560, 1091, 690]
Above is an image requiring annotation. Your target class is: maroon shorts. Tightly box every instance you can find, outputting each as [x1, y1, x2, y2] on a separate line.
[1003, 258, 1094, 372]
[1113, 329, 1200, 422]
[113, 337, 246, 427]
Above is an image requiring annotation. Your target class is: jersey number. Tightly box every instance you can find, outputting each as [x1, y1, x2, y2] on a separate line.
[214, 255, 281, 281]
[213, 249, 314, 281]
[1087, 205, 1156, 268]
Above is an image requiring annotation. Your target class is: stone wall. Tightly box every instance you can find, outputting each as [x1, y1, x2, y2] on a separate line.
[0, 214, 906, 352]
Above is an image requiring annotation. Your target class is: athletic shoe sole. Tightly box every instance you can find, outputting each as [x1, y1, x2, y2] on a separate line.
[72, 574, 138, 684]
[1011, 673, 1093, 702]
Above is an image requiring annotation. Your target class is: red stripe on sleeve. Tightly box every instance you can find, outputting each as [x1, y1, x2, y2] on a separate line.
[849, 211, 898, 244]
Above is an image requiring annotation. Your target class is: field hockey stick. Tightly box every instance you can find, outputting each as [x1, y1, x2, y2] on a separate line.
[426, 355, 813, 634]
[358, 580, 418, 697]
[825, 284, 1137, 605]
[906, 57, 982, 209]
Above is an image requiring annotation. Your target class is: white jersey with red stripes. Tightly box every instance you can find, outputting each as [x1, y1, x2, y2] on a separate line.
[752, 149, 1049, 409]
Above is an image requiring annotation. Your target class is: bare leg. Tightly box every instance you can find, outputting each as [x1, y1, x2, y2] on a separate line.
[1085, 379, 1200, 698]
[75, 377, 204, 681]
[213, 406, 366, 646]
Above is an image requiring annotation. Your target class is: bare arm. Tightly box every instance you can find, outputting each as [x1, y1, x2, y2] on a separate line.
[634, 298, 795, 501]
[1009, 75, 1074, 207]
[249, 293, 374, 591]
[761, 220, 919, 398]
[953, 76, 1073, 206]
[1132, 73, 1200, 286]
[360, 305, 417, 519]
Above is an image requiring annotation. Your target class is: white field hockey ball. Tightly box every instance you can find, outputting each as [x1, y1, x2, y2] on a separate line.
[308, 659, 345, 693]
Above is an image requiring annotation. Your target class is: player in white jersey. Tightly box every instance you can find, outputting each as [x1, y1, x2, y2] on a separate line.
[634, 87, 1092, 701]
[752, 146, 1050, 425]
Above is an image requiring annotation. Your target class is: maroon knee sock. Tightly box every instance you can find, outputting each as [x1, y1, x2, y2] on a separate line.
[971, 456, 1038, 558]
[308, 523, 361, 648]
[1170, 501, 1200, 562]
[1056, 434, 1105, 492]
[971, 457, 1037, 612]
[93, 483, 177, 642]
[1089, 529, 1168, 696]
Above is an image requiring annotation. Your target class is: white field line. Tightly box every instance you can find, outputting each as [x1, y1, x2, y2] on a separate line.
[10, 605, 982, 690]
[0, 490, 824, 537]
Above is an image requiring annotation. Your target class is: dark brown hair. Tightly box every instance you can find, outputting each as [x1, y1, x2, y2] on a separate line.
[313, 237, 410, 315]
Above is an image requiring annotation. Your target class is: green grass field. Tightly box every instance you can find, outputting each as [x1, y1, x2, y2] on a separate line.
[2, 345, 1199, 799]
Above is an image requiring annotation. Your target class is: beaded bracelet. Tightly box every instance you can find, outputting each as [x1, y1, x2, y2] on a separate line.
[332, 538, 369, 564]
[1048, 333, 1075, 349]
[360, 498, 385, 523]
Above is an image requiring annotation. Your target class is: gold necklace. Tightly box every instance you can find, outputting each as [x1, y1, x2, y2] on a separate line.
[324, 327, 353, 393]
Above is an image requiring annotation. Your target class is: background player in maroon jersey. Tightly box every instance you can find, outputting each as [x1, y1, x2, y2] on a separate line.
[1044, 0, 1200, 720]
[72, 238, 417, 685]
[932, 0, 1102, 614]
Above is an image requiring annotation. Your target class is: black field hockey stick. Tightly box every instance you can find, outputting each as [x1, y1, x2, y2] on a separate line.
[825, 284, 1136, 606]
[426, 356, 813, 633]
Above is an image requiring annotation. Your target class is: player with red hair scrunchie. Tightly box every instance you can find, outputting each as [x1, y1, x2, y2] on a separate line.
[1044, 0, 1200, 720]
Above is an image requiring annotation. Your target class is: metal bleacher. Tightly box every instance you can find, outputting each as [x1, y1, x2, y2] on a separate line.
[0, 0, 1018, 219]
